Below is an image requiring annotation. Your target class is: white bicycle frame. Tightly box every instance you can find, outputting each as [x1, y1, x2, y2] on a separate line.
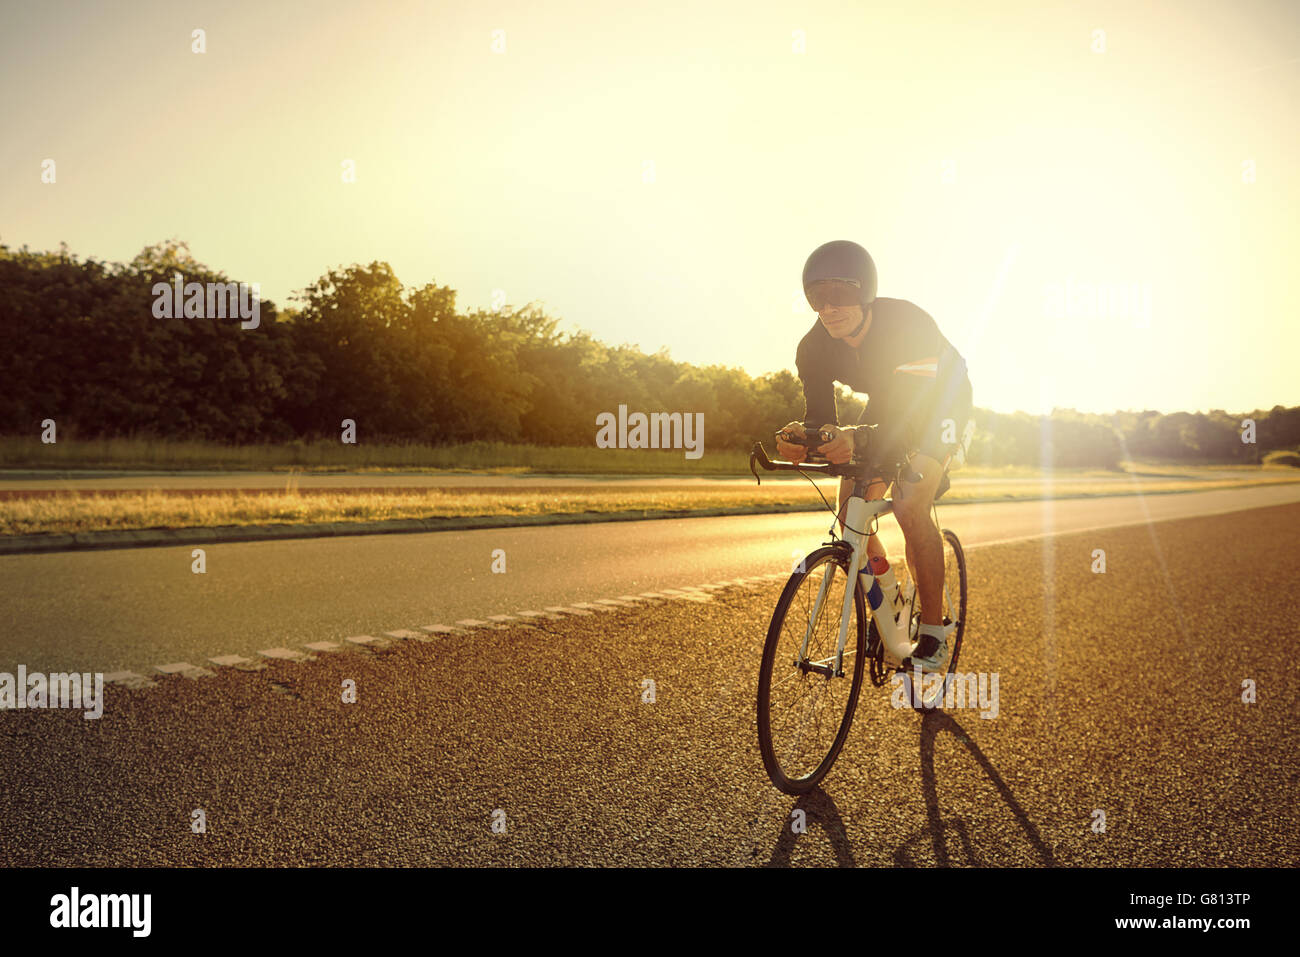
[797, 492, 915, 676]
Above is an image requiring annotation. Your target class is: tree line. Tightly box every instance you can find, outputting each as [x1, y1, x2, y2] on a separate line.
[2, 240, 1297, 469]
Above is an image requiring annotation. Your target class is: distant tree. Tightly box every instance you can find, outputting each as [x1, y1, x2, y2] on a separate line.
[1, 239, 1294, 466]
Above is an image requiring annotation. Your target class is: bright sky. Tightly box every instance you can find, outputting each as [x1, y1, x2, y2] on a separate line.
[2, 0, 1297, 416]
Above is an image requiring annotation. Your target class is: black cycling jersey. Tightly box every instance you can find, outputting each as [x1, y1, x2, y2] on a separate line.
[795, 297, 971, 463]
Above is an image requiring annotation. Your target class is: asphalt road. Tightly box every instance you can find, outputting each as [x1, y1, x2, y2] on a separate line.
[2, 484, 1299, 676]
[1, 496, 1297, 866]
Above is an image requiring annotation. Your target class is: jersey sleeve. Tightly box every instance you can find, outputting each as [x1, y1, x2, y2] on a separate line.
[890, 303, 950, 381]
[795, 331, 839, 427]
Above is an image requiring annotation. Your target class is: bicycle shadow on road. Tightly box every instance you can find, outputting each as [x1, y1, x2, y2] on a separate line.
[892, 710, 1057, 866]
[762, 789, 856, 868]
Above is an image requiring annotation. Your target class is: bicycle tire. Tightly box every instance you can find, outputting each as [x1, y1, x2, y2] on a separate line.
[757, 543, 867, 794]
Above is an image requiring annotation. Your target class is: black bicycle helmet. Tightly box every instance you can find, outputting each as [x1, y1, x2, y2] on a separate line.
[802, 240, 878, 308]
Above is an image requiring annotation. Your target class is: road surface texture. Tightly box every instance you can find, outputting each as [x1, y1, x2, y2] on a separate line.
[1, 496, 1296, 866]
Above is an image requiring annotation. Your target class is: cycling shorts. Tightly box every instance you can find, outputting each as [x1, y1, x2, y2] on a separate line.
[857, 372, 974, 472]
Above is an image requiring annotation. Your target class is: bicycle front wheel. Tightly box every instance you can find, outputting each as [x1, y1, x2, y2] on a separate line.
[757, 544, 867, 794]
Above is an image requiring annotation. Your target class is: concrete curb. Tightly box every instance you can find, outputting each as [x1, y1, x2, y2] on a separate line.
[0, 503, 834, 555]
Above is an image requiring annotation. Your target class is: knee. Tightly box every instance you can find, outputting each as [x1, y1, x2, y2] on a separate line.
[893, 496, 931, 532]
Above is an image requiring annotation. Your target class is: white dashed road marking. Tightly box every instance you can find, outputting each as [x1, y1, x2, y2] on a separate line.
[101, 577, 778, 690]
[155, 661, 215, 678]
[208, 654, 263, 671]
[260, 647, 311, 661]
[104, 671, 153, 689]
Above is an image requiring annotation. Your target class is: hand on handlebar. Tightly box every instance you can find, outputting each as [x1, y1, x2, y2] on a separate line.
[774, 422, 856, 465]
[774, 421, 809, 463]
[814, 425, 854, 465]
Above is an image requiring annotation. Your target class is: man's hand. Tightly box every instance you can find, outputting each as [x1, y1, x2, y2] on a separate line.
[774, 421, 807, 463]
[816, 425, 855, 464]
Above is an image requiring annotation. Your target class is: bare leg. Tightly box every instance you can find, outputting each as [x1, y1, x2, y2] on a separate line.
[904, 509, 944, 626]
[893, 453, 946, 627]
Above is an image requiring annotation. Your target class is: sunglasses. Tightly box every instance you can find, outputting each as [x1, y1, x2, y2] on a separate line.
[805, 280, 861, 311]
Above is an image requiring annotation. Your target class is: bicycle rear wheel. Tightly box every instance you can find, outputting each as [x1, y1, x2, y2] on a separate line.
[757, 544, 867, 794]
[911, 528, 968, 712]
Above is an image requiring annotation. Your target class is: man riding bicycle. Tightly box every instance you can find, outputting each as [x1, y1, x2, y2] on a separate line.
[775, 240, 974, 673]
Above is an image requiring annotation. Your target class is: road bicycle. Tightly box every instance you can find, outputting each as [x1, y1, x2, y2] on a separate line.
[749, 426, 968, 795]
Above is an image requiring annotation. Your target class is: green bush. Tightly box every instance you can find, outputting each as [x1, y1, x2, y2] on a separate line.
[1262, 449, 1300, 468]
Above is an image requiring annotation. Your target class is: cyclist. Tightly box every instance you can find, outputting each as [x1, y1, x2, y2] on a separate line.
[776, 240, 973, 672]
